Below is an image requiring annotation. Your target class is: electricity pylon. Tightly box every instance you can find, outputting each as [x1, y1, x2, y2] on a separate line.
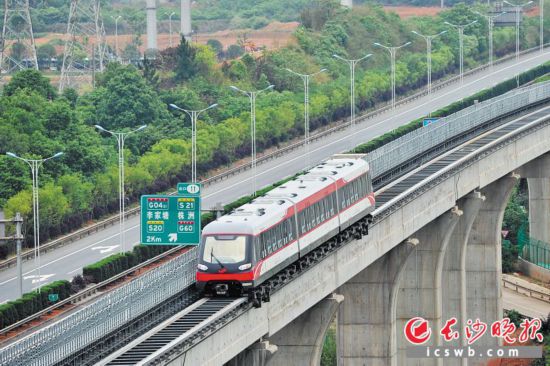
[59, 0, 106, 92]
[0, 0, 38, 74]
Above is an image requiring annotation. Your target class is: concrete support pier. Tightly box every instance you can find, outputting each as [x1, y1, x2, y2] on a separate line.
[395, 207, 462, 366]
[337, 239, 416, 366]
[181, 0, 192, 41]
[146, 0, 158, 51]
[527, 178, 550, 243]
[466, 175, 518, 346]
[441, 192, 485, 366]
[265, 293, 343, 366]
[226, 341, 277, 366]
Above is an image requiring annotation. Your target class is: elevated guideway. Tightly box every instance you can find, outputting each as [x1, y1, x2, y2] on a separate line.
[2, 80, 549, 366]
[96, 101, 550, 366]
[0, 48, 549, 303]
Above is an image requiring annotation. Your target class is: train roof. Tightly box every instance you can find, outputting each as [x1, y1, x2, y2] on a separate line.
[202, 155, 370, 236]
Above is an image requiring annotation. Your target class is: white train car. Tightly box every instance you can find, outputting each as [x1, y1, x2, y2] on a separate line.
[196, 154, 375, 296]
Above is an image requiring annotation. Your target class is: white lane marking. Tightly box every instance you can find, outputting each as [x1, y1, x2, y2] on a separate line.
[206, 52, 550, 198]
[23, 274, 55, 284]
[92, 245, 119, 254]
[0, 240, 139, 286]
[1, 51, 548, 288]
[67, 268, 81, 275]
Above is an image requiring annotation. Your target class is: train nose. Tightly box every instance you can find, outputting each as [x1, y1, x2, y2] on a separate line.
[214, 283, 229, 295]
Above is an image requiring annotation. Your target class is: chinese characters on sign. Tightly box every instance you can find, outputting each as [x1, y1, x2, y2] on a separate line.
[405, 316, 544, 346]
[140, 183, 202, 245]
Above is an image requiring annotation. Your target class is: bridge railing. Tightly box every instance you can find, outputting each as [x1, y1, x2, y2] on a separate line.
[368, 81, 550, 179]
[520, 239, 550, 270]
[0, 248, 197, 366]
[2, 67, 550, 366]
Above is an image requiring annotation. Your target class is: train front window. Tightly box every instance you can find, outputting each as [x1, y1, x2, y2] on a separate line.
[202, 235, 247, 264]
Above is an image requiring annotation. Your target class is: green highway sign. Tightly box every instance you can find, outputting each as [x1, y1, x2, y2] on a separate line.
[141, 183, 202, 246]
[48, 293, 59, 302]
[177, 183, 201, 196]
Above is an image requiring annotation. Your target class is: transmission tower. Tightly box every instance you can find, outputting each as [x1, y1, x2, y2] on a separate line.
[0, 0, 38, 74]
[59, 0, 107, 92]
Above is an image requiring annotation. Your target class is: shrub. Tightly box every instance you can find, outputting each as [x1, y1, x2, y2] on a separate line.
[0, 280, 71, 329]
[353, 61, 550, 155]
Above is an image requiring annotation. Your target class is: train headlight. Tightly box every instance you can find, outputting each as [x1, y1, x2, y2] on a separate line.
[197, 263, 208, 271]
[238, 263, 252, 271]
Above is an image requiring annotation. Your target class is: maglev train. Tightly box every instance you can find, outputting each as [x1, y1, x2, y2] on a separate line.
[196, 154, 375, 296]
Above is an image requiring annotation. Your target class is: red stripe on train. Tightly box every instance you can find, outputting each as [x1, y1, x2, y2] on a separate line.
[196, 271, 255, 282]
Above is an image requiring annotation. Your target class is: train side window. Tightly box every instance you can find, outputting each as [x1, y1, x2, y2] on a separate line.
[288, 219, 294, 241]
[277, 225, 283, 248]
[316, 202, 321, 224]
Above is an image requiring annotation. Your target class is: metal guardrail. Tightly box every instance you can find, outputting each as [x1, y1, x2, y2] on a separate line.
[1, 49, 550, 366]
[1, 43, 547, 273]
[368, 81, 550, 178]
[0, 246, 184, 337]
[0, 248, 197, 366]
[143, 102, 550, 366]
[502, 277, 550, 303]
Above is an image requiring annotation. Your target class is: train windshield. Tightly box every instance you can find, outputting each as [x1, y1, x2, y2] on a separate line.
[202, 235, 247, 264]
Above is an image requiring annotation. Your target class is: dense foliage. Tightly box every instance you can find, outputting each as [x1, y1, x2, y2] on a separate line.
[83, 245, 174, 283]
[0, 280, 71, 329]
[0, 2, 547, 258]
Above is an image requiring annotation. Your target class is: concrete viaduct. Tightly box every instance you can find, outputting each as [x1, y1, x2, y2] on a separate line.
[147, 106, 550, 366]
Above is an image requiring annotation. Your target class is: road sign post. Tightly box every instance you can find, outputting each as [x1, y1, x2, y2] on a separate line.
[140, 183, 202, 246]
[0, 212, 24, 297]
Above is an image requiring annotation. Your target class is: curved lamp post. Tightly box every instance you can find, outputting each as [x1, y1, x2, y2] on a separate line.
[6, 151, 63, 293]
[95, 125, 146, 253]
[333, 53, 372, 148]
[230, 84, 274, 195]
[169, 103, 218, 183]
[412, 30, 447, 94]
[285, 68, 326, 168]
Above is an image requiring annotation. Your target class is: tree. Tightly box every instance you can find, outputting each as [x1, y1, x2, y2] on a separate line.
[58, 174, 93, 216]
[4, 69, 57, 100]
[300, 0, 339, 31]
[174, 36, 197, 82]
[36, 43, 56, 61]
[141, 55, 160, 90]
[80, 63, 169, 132]
[0, 156, 30, 206]
[10, 42, 26, 62]
[226, 44, 244, 59]
[206, 39, 224, 58]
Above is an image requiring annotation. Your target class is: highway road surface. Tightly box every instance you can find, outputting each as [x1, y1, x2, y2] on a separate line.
[503, 287, 550, 319]
[1, 50, 550, 303]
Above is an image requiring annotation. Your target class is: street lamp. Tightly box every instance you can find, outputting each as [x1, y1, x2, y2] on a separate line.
[540, 0, 544, 52]
[373, 42, 411, 109]
[285, 68, 326, 169]
[445, 20, 478, 84]
[95, 125, 146, 253]
[503, 1, 533, 60]
[6, 151, 63, 293]
[474, 11, 507, 69]
[111, 15, 122, 61]
[168, 12, 176, 47]
[169, 103, 218, 183]
[333, 53, 372, 148]
[229, 84, 274, 196]
[411, 30, 447, 94]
